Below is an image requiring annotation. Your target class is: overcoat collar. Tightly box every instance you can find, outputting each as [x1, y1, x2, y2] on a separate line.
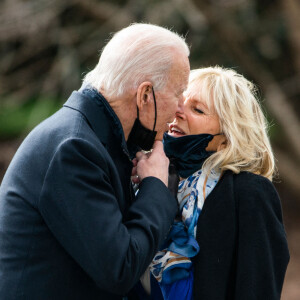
[63, 87, 130, 158]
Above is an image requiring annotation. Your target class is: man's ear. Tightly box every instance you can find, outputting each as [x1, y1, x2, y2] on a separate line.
[136, 82, 153, 111]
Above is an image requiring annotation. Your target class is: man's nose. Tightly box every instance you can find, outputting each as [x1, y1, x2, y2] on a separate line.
[176, 95, 185, 115]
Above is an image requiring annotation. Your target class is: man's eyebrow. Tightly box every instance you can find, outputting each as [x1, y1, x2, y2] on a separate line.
[180, 85, 188, 92]
[177, 87, 185, 94]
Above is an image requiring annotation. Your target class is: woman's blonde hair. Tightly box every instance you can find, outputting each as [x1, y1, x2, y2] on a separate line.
[189, 66, 275, 181]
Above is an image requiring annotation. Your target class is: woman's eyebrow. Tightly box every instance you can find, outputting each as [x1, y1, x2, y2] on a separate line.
[190, 98, 208, 109]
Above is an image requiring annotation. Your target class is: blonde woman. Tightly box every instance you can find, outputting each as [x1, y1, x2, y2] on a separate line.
[134, 67, 290, 300]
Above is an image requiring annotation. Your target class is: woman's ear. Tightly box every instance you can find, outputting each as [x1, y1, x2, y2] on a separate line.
[206, 134, 227, 152]
[217, 135, 227, 152]
[136, 81, 153, 111]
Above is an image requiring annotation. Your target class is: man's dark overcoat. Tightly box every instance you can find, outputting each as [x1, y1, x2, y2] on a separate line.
[0, 88, 178, 299]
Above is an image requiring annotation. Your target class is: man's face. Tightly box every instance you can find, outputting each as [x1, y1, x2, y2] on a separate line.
[154, 55, 190, 140]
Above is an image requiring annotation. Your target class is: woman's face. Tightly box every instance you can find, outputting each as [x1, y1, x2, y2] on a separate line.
[168, 82, 226, 151]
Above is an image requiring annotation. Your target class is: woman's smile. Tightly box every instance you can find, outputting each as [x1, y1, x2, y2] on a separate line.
[168, 124, 186, 137]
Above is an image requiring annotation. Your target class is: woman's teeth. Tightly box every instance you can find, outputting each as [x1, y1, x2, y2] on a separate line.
[170, 127, 185, 135]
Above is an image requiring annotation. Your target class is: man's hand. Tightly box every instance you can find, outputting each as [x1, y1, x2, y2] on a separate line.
[131, 158, 140, 184]
[135, 141, 169, 186]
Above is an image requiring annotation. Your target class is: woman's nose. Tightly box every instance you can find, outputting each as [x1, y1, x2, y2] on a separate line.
[175, 109, 186, 120]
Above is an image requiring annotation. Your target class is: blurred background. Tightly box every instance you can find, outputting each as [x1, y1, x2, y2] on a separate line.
[0, 0, 299, 298]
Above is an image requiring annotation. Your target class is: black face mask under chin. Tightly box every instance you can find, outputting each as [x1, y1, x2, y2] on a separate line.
[163, 132, 223, 178]
[127, 88, 157, 154]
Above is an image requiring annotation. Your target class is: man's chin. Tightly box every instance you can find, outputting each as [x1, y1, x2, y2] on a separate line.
[155, 132, 164, 141]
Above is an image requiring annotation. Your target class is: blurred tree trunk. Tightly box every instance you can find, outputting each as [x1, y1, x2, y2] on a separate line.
[282, 0, 300, 77]
[0, 0, 299, 194]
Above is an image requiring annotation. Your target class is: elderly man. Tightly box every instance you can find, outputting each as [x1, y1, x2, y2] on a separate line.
[0, 23, 190, 299]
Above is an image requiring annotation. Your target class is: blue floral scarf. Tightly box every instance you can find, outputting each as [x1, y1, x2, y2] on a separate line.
[149, 168, 221, 300]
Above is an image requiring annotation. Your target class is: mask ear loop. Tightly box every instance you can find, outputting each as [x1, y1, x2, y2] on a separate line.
[152, 87, 157, 131]
[136, 86, 157, 132]
[213, 133, 224, 136]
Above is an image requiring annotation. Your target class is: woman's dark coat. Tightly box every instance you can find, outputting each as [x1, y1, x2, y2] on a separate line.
[193, 170, 289, 299]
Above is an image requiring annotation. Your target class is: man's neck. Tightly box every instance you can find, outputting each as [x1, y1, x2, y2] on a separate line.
[102, 91, 136, 141]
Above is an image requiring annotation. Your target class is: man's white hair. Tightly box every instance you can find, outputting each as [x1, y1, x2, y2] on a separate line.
[83, 23, 190, 98]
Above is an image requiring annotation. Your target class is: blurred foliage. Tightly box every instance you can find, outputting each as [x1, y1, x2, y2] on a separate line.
[0, 2, 299, 297]
[0, 99, 63, 139]
[0, 0, 299, 190]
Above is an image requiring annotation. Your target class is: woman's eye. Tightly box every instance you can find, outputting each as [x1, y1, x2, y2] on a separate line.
[194, 108, 204, 114]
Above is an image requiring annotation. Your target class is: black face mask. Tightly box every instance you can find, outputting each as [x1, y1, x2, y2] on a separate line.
[127, 88, 157, 153]
[163, 132, 222, 178]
